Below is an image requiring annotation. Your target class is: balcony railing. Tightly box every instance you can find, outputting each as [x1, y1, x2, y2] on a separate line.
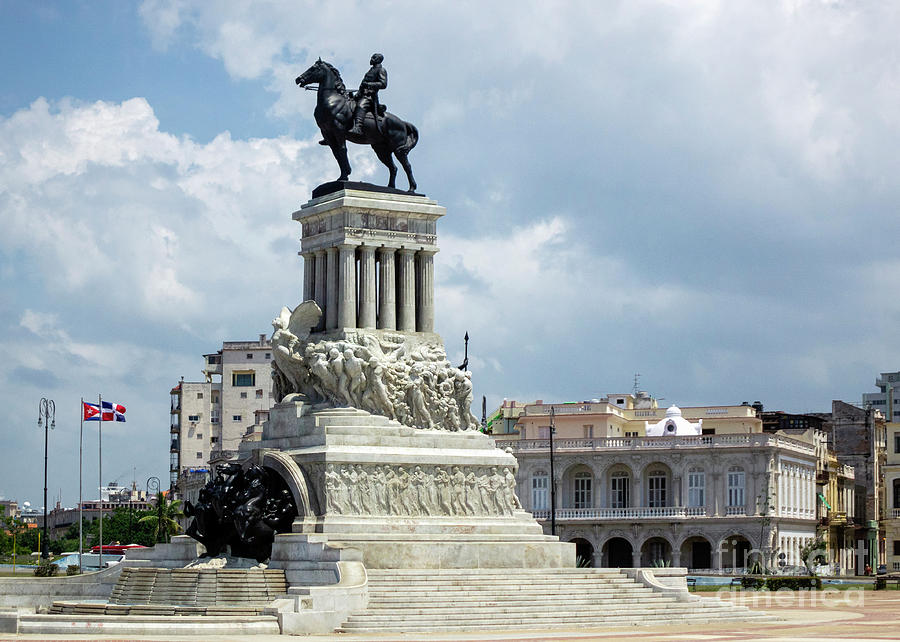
[531, 506, 709, 520]
[890, 508, 900, 519]
[495, 433, 815, 455]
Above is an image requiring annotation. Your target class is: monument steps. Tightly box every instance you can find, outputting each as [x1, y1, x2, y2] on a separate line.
[18, 613, 280, 636]
[337, 568, 773, 633]
[109, 568, 286, 606]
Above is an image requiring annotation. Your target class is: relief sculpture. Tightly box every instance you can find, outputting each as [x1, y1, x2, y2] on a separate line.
[271, 301, 480, 431]
[322, 463, 521, 518]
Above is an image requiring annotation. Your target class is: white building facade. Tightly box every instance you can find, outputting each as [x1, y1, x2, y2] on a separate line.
[170, 335, 275, 494]
[494, 397, 851, 573]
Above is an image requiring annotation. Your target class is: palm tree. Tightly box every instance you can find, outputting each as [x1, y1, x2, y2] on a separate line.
[138, 493, 184, 544]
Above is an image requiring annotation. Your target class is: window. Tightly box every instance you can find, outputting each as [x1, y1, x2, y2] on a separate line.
[610, 473, 629, 508]
[894, 540, 900, 556]
[240, 392, 248, 399]
[196, 433, 202, 439]
[895, 433, 900, 454]
[210, 415, 220, 424]
[538, 426, 551, 439]
[188, 414, 200, 422]
[573, 472, 592, 509]
[246, 353, 253, 359]
[894, 479, 900, 509]
[265, 353, 271, 360]
[197, 392, 203, 399]
[532, 472, 549, 510]
[616, 398, 625, 405]
[233, 372, 255, 386]
[256, 389, 264, 399]
[648, 470, 667, 508]
[727, 467, 745, 507]
[688, 468, 705, 507]
[702, 428, 715, 435]
[211, 436, 219, 444]
[625, 431, 638, 437]
[196, 452, 203, 459]
[583, 424, 593, 438]
[233, 415, 242, 422]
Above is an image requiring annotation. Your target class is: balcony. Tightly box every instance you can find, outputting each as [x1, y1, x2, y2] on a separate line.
[531, 506, 709, 521]
[890, 508, 900, 519]
[829, 511, 848, 526]
[495, 433, 815, 456]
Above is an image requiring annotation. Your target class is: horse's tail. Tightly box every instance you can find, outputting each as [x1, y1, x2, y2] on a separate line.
[397, 121, 418, 154]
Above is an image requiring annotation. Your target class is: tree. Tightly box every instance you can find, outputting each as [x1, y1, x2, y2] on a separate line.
[800, 537, 827, 575]
[138, 493, 184, 544]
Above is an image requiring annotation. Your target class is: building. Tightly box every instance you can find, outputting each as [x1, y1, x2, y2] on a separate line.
[170, 335, 275, 495]
[0, 500, 19, 520]
[494, 393, 857, 574]
[42, 483, 153, 539]
[812, 400, 887, 571]
[862, 371, 900, 423]
[886, 417, 900, 571]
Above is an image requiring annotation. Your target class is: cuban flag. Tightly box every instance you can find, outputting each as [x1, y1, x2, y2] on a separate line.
[83, 401, 126, 422]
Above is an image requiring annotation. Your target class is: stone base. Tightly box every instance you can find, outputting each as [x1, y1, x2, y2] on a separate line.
[239, 403, 574, 570]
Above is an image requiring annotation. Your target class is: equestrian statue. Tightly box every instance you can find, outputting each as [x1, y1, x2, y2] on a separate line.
[296, 54, 418, 192]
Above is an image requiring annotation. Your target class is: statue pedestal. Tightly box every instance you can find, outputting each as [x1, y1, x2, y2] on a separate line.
[242, 403, 573, 569]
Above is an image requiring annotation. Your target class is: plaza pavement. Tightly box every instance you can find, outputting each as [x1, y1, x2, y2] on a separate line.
[1, 590, 898, 642]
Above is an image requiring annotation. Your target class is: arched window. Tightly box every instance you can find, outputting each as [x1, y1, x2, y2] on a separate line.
[727, 466, 745, 508]
[532, 471, 549, 510]
[648, 469, 667, 507]
[574, 471, 592, 509]
[688, 467, 705, 507]
[610, 471, 629, 508]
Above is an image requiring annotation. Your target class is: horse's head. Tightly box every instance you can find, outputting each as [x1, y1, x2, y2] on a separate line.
[295, 58, 326, 87]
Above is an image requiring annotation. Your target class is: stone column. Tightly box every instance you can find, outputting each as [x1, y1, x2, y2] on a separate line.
[632, 549, 642, 568]
[314, 251, 327, 331]
[416, 250, 435, 333]
[397, 248, 416, 332]
[337, 244, 357, 329]
[325, 248, 339, 330]
[377, 247, 397, 330]
[302, 252, 315, 302]
[671, 549, 681, 567]
[357, 246, 377, 328]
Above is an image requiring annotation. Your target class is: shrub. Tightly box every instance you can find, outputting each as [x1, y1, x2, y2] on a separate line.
[875, 578, 886, 591]
[66, 564, 80, 576]
[740, 576, 821, 590]
[33, 559, 59, 577]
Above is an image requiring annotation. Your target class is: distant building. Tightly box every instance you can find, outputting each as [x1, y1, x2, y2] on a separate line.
[0, 500, 19, 520]
[170, 335, 275, 496]
[494, 393, 858, 574]
[811, 401, 887, 571]
[42, 484, 153, 539]
[862, 371, 900, 423]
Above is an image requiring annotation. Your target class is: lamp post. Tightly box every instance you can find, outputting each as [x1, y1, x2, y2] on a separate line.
[37, 398, 55, 559]
[549, 405, 557, 537]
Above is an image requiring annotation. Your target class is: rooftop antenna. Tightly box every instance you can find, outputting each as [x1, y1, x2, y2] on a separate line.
[632, 373, 641, 396]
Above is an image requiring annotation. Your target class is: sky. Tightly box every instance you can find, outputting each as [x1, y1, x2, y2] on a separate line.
[1, 0, 899, 509]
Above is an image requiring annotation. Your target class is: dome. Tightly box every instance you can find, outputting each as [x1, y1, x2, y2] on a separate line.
[646, 405, 702, 437]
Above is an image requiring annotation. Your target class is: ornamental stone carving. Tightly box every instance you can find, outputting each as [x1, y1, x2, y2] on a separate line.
[271, 301, 479, 431]
[321, 463, 520, 518]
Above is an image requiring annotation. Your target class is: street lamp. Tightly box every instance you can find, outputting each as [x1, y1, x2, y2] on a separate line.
[549, 405, 557, 537]
[37, 398, 55, 559]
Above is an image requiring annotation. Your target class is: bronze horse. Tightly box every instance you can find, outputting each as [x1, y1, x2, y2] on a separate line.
[296, 59, 418, 192]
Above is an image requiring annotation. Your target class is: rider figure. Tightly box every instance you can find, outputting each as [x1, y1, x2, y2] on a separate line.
[348, 53, 387, 136]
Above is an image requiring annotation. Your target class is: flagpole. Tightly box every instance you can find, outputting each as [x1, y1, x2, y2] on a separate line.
[98, 393, 103, 571]
[79, 398, 83, 574]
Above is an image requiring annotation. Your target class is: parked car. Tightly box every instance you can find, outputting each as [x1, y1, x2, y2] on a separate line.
[877, 564, 887, 575]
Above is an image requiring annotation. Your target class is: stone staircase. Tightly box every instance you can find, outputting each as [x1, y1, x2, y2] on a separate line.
[107, 567, 287, 606]
[17, 568, 286, 636]
[338, 568, 774, 633]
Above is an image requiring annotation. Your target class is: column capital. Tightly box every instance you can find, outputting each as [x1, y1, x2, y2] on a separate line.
[398, 247, 417, 256]
[416, 248, 437, 257]
[377, 245, 397, 255]
[358, 245, 376, 255]
[337, 242, 358, 251]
